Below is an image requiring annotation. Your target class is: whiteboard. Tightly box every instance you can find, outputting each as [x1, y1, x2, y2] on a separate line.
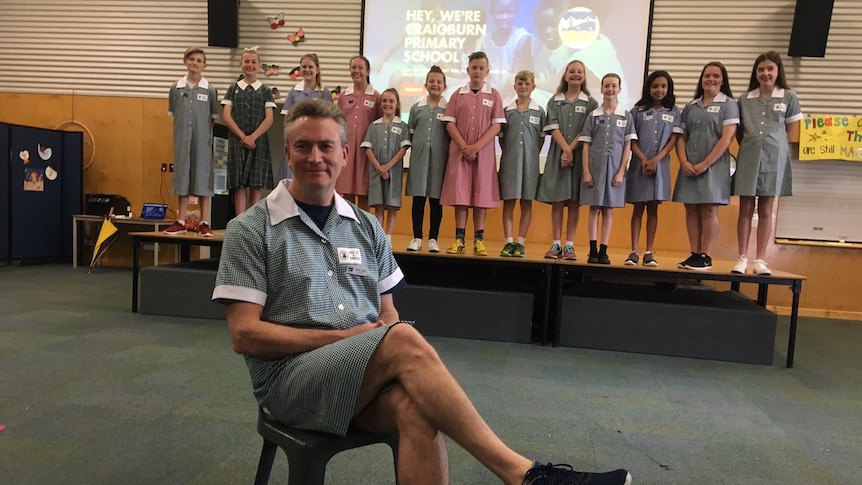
[776, 159, 862, 243]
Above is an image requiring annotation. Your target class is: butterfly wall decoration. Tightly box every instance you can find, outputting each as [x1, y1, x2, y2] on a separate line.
[287, 28, 306, 46]
[330, 86, 342, 101]
[262, 64, 280, 76]
[267, 12, 285, 29]
[288, 66, 301, 79]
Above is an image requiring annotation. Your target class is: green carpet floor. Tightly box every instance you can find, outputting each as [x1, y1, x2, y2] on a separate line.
[1, 264, 860, 484]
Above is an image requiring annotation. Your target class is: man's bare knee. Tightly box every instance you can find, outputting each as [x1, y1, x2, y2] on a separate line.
[380, 323, 441, 364]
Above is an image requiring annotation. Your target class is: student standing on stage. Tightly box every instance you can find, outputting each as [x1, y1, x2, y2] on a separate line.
[221, 46, 276, 215]
[337, 55, 382, 211]
[440, 51, 506, 256]
[537, 60, 598, 261]
[164, 46, 219, 237]
[624, 70, 682, 267]
[732, 51, 802, 275]
[498, 70, 545, 258]
[362, 88, 411, 240]
[580, 73, 636, 264]
[406, 66, 449, 253]
[673, 61, 739, 271]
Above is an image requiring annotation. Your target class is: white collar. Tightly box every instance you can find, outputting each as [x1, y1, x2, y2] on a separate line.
[293, 82, 324, 91]
[746, 87, 786, 99]
[418, 96, 447, 108]
[590, 105, 627, 117]
[553, 91, 590, 102]
[237, 79, 263, 90]
[177, 76, 209, 89]
[691, 92, 728, 105]
[266, 180, 358, 225]
[344, 84, 376, 96]
[458, 82, 492, 94]
[372, 116, 403, 124]
[505, 99, 541, 111]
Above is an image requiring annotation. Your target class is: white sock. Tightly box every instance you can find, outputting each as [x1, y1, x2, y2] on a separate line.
[506, 237, 514, 243]
[553, 239, 561, 246]
[565, 240, 573, 247]
[517, 237, 526, 245]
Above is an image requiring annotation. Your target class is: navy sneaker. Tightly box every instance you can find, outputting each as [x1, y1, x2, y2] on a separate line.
[524, 462, 632, 485]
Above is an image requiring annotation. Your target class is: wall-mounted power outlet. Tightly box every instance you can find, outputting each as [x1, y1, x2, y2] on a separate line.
[161, 163, 167, 172]
[169, 163, 174, 172]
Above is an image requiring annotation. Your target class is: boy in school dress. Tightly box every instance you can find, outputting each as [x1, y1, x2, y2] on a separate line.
[164, 46, 219, 236]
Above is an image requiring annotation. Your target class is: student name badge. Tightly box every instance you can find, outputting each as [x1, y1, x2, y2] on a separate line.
[616, 119, 627, 128]
[575, 106, 586, 113]
[345, 264, 369, 277]
[482, 98, 494, 107]
[706, 105, 721, 113]
[196, 93, 208, 102]
[529, 115, 540, 125]
[774, 103, 787, 112]
[643, 114, 654, 121]
[392, 126, 402, 135]
[364, 100, 375, 108]
[436, 113, 444, 120]
[661, 114, 674, 122]
[337, 247, 362, 265]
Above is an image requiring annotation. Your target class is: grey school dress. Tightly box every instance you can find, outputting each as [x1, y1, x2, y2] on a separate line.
[406, 98, 449, 199]
[361, 117, 411, 208]
[222, 79, 276, 190]
[579, 106, 637, 208]
[168, 76, 219, 196]
[627, 106, 682, 203]
[672, 93, 740, 205]
[498, 100, 546, 200]
[734, 88, 802, 197]
[212, 184, 405, 436]
[537, 92, 598, 203]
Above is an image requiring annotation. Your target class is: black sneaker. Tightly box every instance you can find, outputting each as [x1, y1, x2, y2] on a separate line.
[643, 252, 658, 267]
[686, 253, 712, 271]
[524, 462, 632, 485]
[624, 252, 638, 266]
[587, 249, 599, 264]
[678, 252, 697, 269]
[598, 253, 611, 264]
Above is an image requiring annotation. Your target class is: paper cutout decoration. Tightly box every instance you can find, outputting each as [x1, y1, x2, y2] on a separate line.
[271, 87, 281, 100]
[38, 144, 52, 160]
[288, 66, 301, 79]
[45, 166, 58, 181]
[262, 64, 279, 76]
[287, 28, 305, 46]
[267, 12, 285, 29]
[19, 150, 30, 164]
[24, 168, 44, 192]
[331, 86, 342, 101]
[90, 213, 119, 271]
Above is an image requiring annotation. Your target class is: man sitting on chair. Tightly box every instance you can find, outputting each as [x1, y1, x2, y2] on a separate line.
[212, 99, 632, 485]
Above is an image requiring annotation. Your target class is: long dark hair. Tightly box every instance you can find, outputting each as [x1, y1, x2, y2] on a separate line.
[635, 70, 676, 109]
[747, 51, 791, 91]
[694, 61, 733, 100]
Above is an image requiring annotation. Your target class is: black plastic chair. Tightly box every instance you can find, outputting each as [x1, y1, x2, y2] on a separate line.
[254, 408, 399, 485]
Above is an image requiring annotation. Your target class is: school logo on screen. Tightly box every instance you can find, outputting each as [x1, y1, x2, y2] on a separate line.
[559, 7, 599, 50]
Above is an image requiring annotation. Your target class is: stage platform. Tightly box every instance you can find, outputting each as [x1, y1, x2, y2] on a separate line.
[126, 231, 805, 367]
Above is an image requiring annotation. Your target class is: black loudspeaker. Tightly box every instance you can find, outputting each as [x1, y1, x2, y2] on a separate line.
[208, 0, 238, 48]
[787, 0, 834, 58]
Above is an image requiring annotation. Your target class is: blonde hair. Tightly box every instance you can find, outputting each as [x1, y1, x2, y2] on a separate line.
[242, 45, 261, 61]
[556, 60, 590, 96]
[300, 53, 323, 91]
[183, 46, 206, 62]
[514, 70, 535, 84]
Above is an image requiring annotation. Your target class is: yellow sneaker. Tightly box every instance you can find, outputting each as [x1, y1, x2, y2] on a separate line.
[446, 239, 465, 254]
[473, 240, 488, 256]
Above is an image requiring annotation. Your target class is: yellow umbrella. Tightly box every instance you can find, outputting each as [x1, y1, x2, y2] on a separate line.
[89, 211, 119, 271]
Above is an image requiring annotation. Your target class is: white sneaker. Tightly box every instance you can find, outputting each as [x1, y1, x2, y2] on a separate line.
[407, 238, 422, 251]
[427, 239, 440, 253]
[731, 256, 748, 274]
[752, 259, 772, 275]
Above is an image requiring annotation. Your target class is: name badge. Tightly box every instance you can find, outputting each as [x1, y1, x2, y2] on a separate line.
[616, 119, 627, 128]
[337, 247, 362, 265]
[364, 100, 375, 108]
[661, 114, 674, 122]
[345, 264, 369, 277]
[436, 113, 444, 120]
[392, 126, 402, 135]
[706, 105, 721, 113]
[774, 103, 787, 112]
[575, 106, 586, 113]
[643, 114, 654, 121]
[196, 93, 208, 102]
[529, 115, 540, 125]
[482, 99, 494, 107]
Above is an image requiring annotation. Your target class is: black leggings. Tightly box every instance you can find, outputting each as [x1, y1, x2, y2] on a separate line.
[411, 196, 442, 239]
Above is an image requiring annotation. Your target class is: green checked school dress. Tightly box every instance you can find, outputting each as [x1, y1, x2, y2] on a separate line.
[222, 79, 276, 190]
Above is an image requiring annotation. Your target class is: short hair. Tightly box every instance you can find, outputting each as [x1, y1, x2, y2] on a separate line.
[514, 70, 535, 84]
[184, 47, 206, 62]
[468, 51, 488, 63]
[283, 99, 348, 146]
